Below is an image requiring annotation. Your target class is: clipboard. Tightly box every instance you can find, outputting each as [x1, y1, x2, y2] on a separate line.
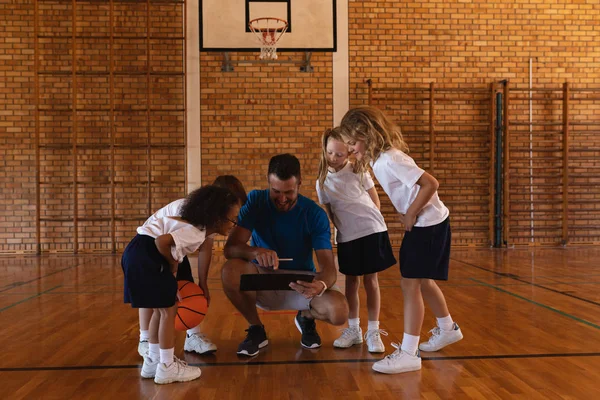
[239, 273, 314, 291]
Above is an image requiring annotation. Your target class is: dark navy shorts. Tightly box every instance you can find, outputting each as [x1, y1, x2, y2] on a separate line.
[337, 231, 397, 276]
[399, 217, 451, 280]
[122, 234, 179, 308]
[176, 256, 194, 283]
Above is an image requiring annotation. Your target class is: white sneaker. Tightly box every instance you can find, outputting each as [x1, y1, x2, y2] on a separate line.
[419, 323, 463, 352]
[333, 326, 363, 348]
[140, 352, 159, 378]
[137, 340, 149, 357]
[154, 358, 202, 384]
[372, 343, 421, 374]
[184, 333, 217, 354]
[365, 329, 387, 353]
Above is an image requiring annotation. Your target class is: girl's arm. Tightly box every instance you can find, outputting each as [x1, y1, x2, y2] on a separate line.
[197, 236, 214, 306]
[154, 234, 179, 273]
[366, 187, 381, 210]
[324, 203, 335, 224]
[403, 171, 439, 231]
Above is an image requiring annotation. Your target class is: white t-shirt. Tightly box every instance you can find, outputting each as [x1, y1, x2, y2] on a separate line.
[142, 199, 184, 222]
[371, 148, 449, 227]
[316, 162, 388, 243]
[137, 199, 209, 262]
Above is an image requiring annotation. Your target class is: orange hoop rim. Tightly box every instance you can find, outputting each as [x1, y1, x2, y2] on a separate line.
[248, 17, 288, 33]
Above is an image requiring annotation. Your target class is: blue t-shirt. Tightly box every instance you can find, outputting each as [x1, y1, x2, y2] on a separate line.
[237, 189, 332, 272]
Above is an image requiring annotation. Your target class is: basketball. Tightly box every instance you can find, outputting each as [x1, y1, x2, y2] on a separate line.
[175, 281, 208, 331]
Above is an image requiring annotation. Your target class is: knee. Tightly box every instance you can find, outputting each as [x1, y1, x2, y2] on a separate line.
[420, 278, 434, 291]
[221, 258, 247, 289]
[401, 277, 421, 293]
[363, 274, 379, 291]
[345, 276, 360, 291]
[157, 306, 176, 318]
[327, 292, 349, 326]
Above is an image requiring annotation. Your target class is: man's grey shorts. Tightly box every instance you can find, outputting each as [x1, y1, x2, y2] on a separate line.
[252, 265, 341, 311]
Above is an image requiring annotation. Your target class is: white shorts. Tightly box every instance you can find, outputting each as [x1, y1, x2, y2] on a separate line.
[252, 265, 340, 311]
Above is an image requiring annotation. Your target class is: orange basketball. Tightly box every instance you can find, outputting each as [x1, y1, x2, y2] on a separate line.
[175, 281, 208, 331]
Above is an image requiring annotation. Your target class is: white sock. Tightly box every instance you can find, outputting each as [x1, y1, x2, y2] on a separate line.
[348, 318, 360, 328]
[367, 320, 379, 331]
[437, 315, 454, 331]
[149, 343, 160, 361]
[159, 347, 175, 366]
[139, 329, 150, 342]
[400, 333, 420, 355]
[187, 325, 202, 336]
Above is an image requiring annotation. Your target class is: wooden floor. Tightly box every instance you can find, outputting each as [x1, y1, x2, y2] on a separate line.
[1, 247, 600, 399]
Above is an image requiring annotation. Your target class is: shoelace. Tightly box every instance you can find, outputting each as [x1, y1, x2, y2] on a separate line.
[190, 333, 210, 342]
[382, 342, 403, 360]
[243, 326, 264, 343]
[338, 327, 360, 339]
[364, 329, 388, 341]
[173, 357, 189, 371]
[426, 326, 442, 342]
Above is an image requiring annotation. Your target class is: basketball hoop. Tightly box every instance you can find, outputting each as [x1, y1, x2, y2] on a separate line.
[248, 17, 288, 60]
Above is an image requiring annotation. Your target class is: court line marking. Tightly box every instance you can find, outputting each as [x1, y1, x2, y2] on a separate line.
[3, 280, 598, 296]
[1, 352, 599, 372]
[0, 266, 76, 293]
[0, 285, 62, 313]
[470, 278, 600, 330]
[453, 258, 600, 307]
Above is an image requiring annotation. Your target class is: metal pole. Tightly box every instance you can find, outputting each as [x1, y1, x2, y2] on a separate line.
[429, 82, 435, 174]
[562, 82, 569, 245]
[495, 91, 503, 247]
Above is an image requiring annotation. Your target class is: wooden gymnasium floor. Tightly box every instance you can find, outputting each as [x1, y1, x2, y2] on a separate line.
[1, 247, 600, 399]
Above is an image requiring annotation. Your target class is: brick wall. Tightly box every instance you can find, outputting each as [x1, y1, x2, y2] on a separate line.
[3, 0, 600, 253]
[0, 0, 186, 253]
[0, 0, 36, 253]
[198, 52, 334, 247]
[348, 0, 600, 246]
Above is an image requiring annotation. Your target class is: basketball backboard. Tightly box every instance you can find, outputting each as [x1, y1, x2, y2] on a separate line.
[200, 0, 337, 52]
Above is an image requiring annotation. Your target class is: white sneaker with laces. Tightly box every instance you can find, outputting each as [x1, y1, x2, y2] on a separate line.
[184, 333, 217, 354]
[138, 340, 149, 357]
[154, 358, 202, 384]
[372, 343, 421, 374]
[419, 323, 463, 352]
[140, 352, 159, 378]
[333, 326, 363, 348]
[365, 329, 387, 353]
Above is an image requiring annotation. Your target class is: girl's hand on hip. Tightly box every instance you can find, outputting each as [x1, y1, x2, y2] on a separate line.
[399, 213, 417, 231]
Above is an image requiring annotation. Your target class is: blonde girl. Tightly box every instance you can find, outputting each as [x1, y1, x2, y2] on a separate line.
[316, 128, 396, 353]
[340, 106, 463, 375]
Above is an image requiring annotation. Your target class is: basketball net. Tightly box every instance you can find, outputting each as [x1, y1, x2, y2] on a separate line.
[249, 17, 288, 60]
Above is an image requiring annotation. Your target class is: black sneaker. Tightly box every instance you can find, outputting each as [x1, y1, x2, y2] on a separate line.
[236, 325, 269, 356]
[294, 311, 321, 349]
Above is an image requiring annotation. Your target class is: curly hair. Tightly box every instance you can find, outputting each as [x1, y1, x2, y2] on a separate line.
[212, 175, 247, 205]
[180, 185, 238, 229]
[268, 153, 301, 181]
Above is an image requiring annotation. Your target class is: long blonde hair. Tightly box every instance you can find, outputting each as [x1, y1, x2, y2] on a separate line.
[340, 106, 408, 173]
[317, 127, 348, 190]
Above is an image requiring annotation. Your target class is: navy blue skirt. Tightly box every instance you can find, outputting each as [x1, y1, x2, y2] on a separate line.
[121, 234, 178, 308]
[337, 231, 397, 276]
[399, 217, 451, 280]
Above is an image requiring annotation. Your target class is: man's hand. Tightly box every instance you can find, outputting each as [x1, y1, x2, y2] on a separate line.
[289, 279, 326, 299]
[254, 248, 280, 269]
